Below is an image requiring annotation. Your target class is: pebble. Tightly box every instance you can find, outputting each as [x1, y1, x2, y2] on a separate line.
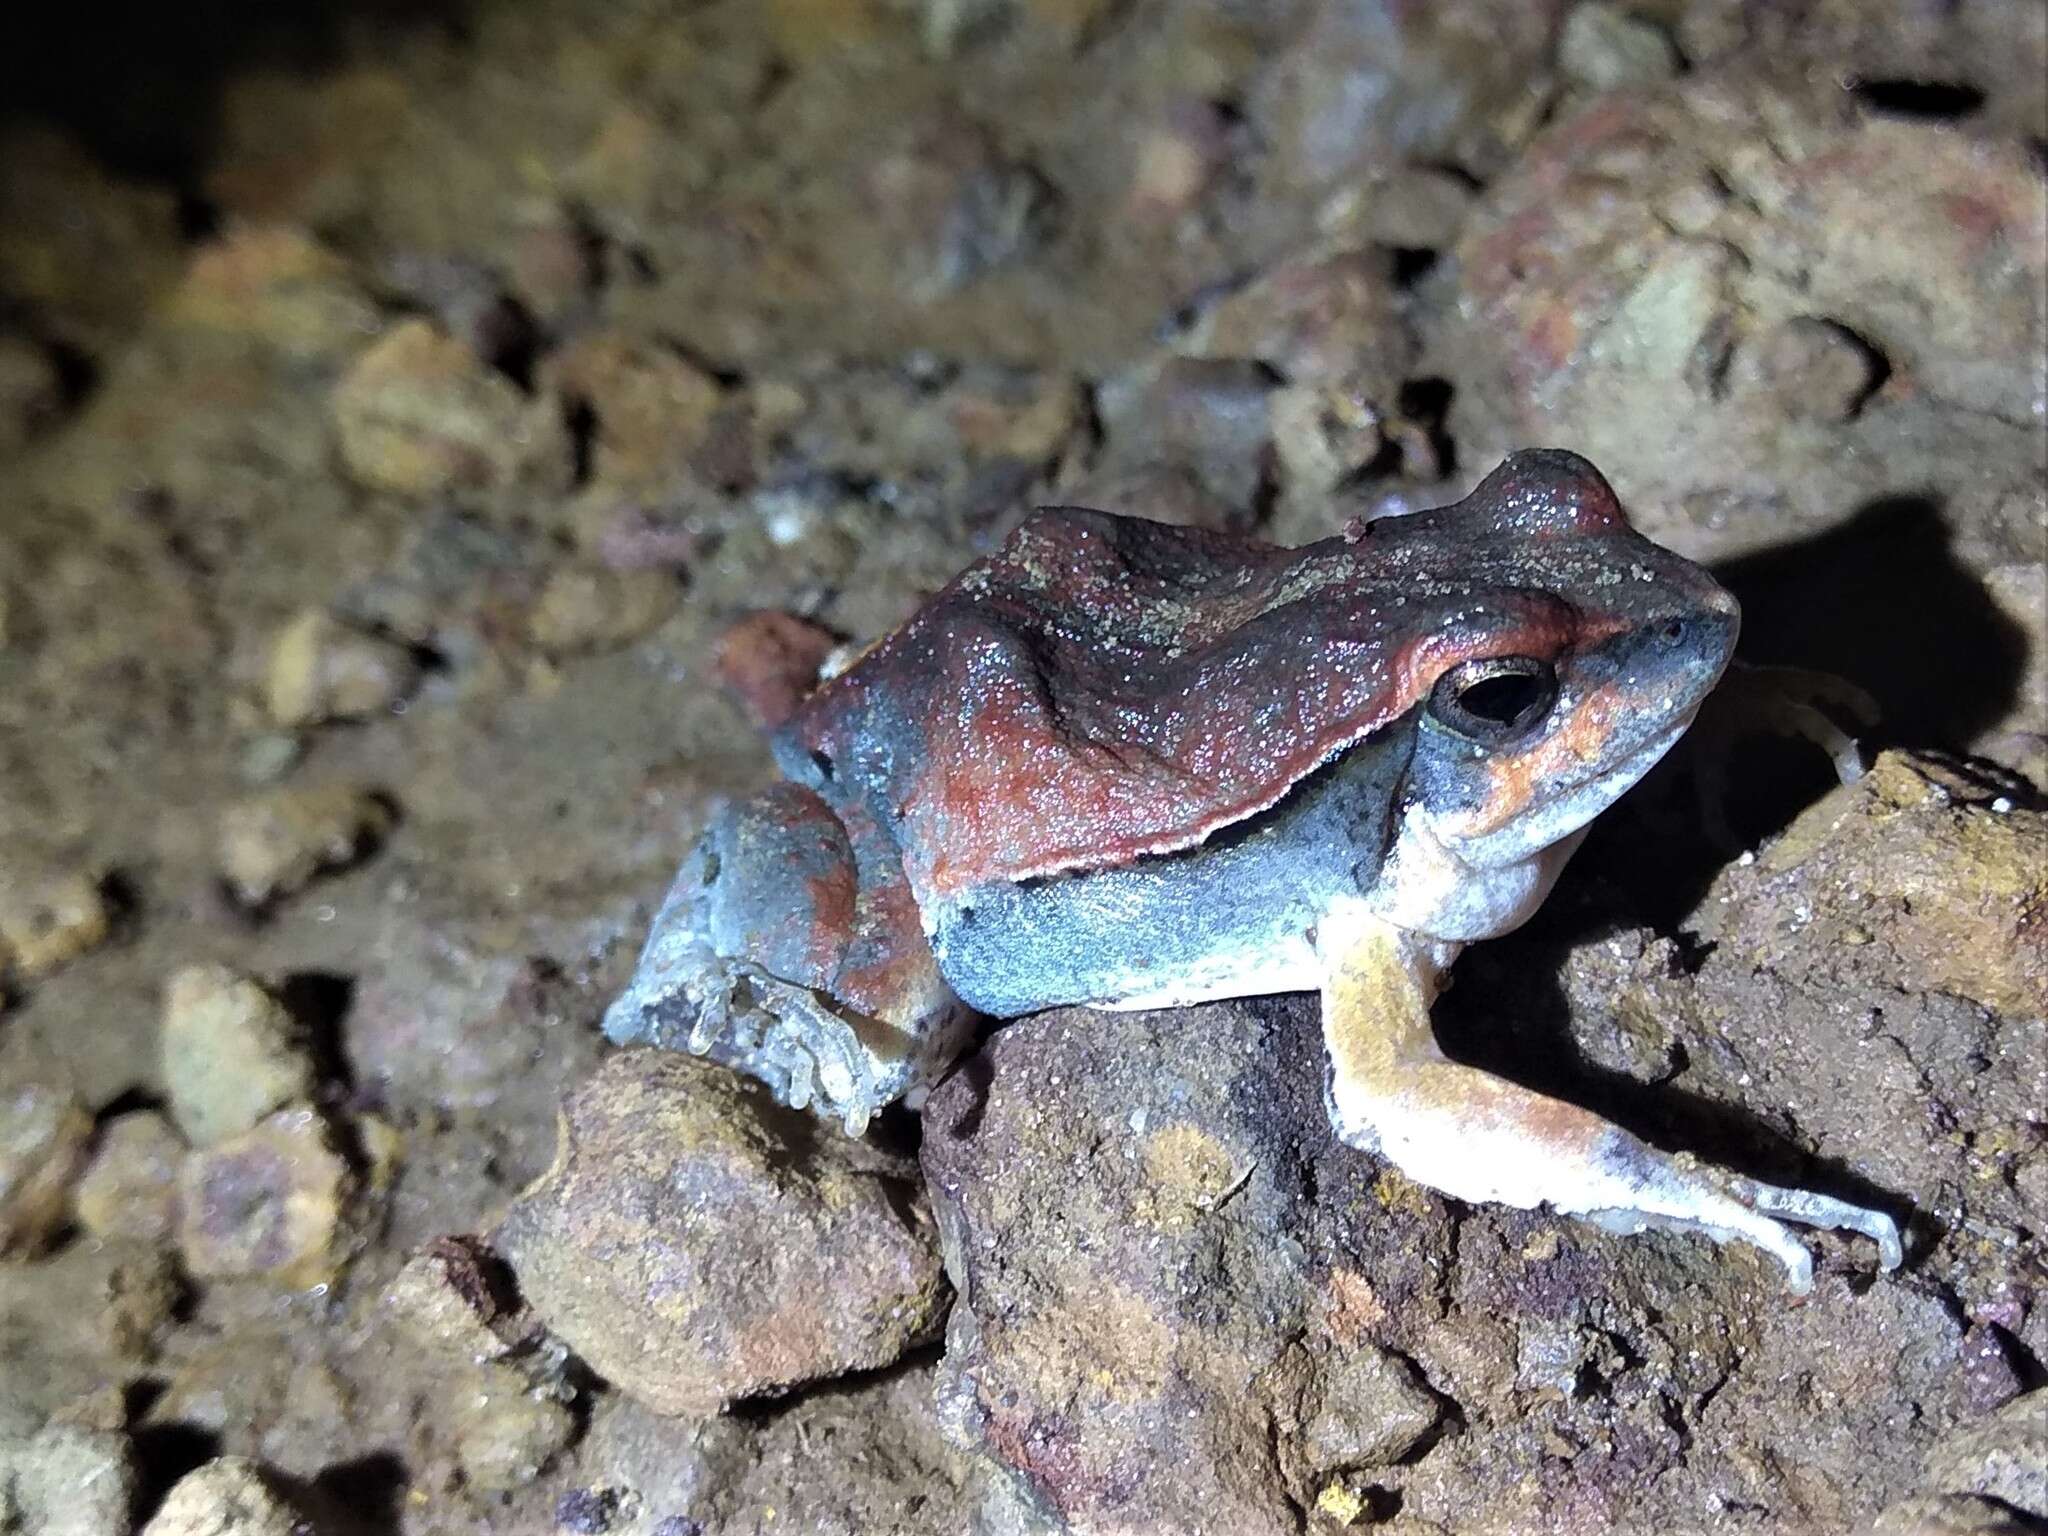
[177, 1108, 358, 1289]
[330, 318, 569, 498]
[0, 1418, 137, 1536]
[263, 608, 420, 727]
[0, 1078, 92, 1258]
[216, 783, 393, 907]
[160, 965, 318, 1147]
[0, 863, 111, 985]
[525, 566, 678, 656]
[140, 1457, 313, 1536]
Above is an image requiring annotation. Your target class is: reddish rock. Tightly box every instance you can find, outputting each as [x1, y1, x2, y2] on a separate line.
[713, 611, 839, 730]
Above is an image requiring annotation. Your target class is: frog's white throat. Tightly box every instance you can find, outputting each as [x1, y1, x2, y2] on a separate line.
[1367, 713, 1696, 951]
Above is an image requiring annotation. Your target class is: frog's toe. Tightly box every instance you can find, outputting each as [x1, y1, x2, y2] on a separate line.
[1732, 1175, 1905, 1273]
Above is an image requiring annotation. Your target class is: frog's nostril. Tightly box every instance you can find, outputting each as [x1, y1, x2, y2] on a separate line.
[1661, 619, 1686, 644]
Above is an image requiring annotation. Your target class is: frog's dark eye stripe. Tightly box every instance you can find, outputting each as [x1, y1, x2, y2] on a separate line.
[1427, 656, 1558, 745]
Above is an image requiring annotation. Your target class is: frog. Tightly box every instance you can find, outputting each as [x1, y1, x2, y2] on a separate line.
[603, 449, 1902, 1293]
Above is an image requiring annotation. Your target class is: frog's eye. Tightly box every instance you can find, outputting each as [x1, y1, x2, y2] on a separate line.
[1427, 656, 1558, 745]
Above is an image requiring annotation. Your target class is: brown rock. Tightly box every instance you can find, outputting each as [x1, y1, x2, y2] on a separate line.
[216, 783, 392, 907]
[496, 1050, 948, 1418]
[177, 1108, 358, 1289]
[1180, 246, 1412, 394]
[0, 1418, 137, 1536]
[96, 1243, 183, 1360]
[922, 999, 1454, 1534]
[0, 863, 110, 985]
[525, 566, 678, 656]
[140, 1457, 311, 1536]
[73, 1111, 185, 1245]
[0, 1079, 92, 1259]
[160, 965, 317, 1147]
[0, 335, 64, 455]
[1922, 1390, 2048, 1521]
[1440, 72, 2047, 772]
[1095, 356, 1277, 519]
[1733, 752, 2046, 1023]
[713, 611, 839, 730]
[166, 222, 378, 361]
[442, 1362, 576, 1492]
[382, 1235, 525, 1364]
[544, 333, 724, 491]
[1558, 2, 1681, 90]
[262, 608, 420, 727]
[330, 318, 569, 497]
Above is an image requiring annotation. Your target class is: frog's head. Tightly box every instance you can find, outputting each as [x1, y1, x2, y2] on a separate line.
[1394, 451, 1739, 874]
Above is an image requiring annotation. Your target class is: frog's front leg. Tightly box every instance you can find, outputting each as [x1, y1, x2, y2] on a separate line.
[1316, 911, 1903, 1293]
[602, 785, 968, 1136]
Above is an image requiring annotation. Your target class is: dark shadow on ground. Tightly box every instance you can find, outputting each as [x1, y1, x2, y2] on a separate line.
[0, 0, 470, 184]
[1561, 492, 2031, 937]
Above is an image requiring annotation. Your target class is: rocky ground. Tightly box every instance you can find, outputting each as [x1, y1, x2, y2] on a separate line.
[1, 1, 2044, 1532]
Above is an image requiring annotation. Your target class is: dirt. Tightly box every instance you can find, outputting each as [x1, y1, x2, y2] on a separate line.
[0, 1, 2042, 1533]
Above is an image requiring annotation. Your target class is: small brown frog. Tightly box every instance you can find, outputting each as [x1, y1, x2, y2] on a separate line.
[605, 450, 1901, 1291]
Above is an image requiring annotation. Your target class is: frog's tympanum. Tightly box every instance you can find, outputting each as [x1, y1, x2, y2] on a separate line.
[605, 450, 1901, 1291]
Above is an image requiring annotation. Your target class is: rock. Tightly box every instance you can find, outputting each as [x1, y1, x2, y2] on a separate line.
[495, 1051, 948, 1419]
[0, 1419, 137, 1536]
[382, 1235, 525, 1364]
[1180, 246, 1412, 394]
[177, 1108, 358, 1288]
[160, 966, 318, 1147]
[1247, 0, 1564, 195]
[543, 333, 724, 491]
[525, 566, 678, 656]
[1922, 1390, 2048, 1521]
[443, 1362, 576, 1492]
[1095, 356, 1277, 519]
[1068, 463, 1245, 533]
[1730, 315, 1886, 423]
[712, 611, 838, 730]
[1870, 1494, 2037, 1535]
[0, 1079, 92, 1259]
[330, 318, 569, 497]
[922, 998, 1455, 1534]
[1440, 71, 2046, 763]
[165, 222, 379, 361]
[73, 1111, 185, 1245]
[139, 1457, 308, 1536]
[0, 863, 110, 985]
[1727, 751, 2046, 1026]
[95, 1243, 182, 1360]
[1125, 100, 1232, 221]
[1558, 2, 1681, 90]
[865, 115, 1059, 298]
[345, 938, 601, 1119]
[0, 336, 64, 455]
[262, 608, 419, 727]
[216, 783, 392, 907]
[1290, 1340, 1444, 1476]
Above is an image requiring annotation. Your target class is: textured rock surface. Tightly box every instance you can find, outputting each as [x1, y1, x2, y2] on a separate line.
[177, 1108, 359, 1288]
[923, 999, 1456, 1535]
[497, 1051, 949, 1418]
[0, 1418, 136, 1536]
[0, 1078, 91, 1259]
[139, 1457, 311, 1536]
[160, 966, 318, 1148]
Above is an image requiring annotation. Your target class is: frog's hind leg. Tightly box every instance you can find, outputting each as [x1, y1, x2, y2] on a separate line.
[603, 785, 966, 1136]
[1316, 910, 1902, 1292]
